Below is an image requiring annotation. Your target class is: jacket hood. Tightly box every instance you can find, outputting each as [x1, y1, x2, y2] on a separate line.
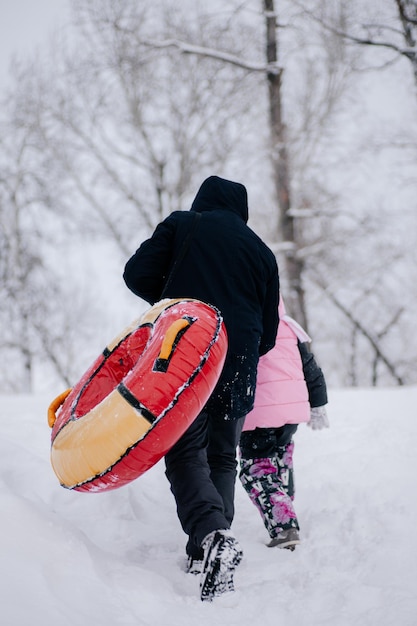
[190, 175, 249, 223]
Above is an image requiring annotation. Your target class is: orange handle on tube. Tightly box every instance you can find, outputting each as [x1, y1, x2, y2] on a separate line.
[48, 388, 72, 428]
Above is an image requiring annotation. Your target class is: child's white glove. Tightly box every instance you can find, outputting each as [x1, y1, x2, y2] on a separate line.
[308, 406, 329, 430]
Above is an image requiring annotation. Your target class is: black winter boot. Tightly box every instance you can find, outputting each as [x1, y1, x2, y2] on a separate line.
[199, 529, 243, 602]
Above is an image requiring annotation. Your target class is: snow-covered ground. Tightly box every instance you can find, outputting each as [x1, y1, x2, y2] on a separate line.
[1, 386, 416, 626]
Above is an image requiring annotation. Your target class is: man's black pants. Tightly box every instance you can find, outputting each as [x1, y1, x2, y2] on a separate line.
[165, 410, 245, 559]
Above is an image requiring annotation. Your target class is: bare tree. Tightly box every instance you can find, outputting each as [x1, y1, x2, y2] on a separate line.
[0, 0, 266, 388]
[31, 1, 262, 245]
[0, 117, 74, 390]
[262, 0, 308, 327]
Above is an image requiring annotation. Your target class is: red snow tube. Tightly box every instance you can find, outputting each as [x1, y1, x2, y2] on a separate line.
[48, 298, 227, 493]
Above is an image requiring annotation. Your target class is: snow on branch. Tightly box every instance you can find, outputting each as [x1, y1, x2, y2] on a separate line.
[142, 38, 281, 74]
[268, 240, 296, 254]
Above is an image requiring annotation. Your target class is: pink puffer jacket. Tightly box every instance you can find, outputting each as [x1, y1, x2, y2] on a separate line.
[242, 298, 310, 431]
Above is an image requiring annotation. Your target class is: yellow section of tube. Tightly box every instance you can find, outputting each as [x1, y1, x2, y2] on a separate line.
[51, 388, 151, 489]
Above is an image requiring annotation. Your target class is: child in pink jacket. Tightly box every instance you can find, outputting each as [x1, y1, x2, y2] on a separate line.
[239, 297, 328, 549]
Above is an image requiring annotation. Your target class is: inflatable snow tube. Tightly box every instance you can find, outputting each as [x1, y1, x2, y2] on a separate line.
[48, 298, 227, 493]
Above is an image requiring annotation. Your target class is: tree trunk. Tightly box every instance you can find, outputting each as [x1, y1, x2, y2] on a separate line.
[263, 0, 308, 329]
[396, 0, 417, 88]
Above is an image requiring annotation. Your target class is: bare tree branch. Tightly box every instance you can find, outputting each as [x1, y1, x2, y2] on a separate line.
[141, 38, 281, 74]
[316, 281, 405, 385]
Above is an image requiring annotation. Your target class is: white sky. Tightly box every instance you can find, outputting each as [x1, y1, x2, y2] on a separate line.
[0, 0, 70, 89]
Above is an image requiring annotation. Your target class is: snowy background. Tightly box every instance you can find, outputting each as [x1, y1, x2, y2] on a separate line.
[1, 3, 417, 624]
[2, 386, 416, 625]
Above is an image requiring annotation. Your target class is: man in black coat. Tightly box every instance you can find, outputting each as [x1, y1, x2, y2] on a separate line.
[123, 175, 279, 601]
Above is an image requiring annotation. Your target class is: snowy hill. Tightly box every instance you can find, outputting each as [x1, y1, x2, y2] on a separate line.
[1, 386, 417, 626]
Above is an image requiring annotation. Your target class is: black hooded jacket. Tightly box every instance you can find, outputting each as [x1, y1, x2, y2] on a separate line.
[123, 176, 279, 419]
